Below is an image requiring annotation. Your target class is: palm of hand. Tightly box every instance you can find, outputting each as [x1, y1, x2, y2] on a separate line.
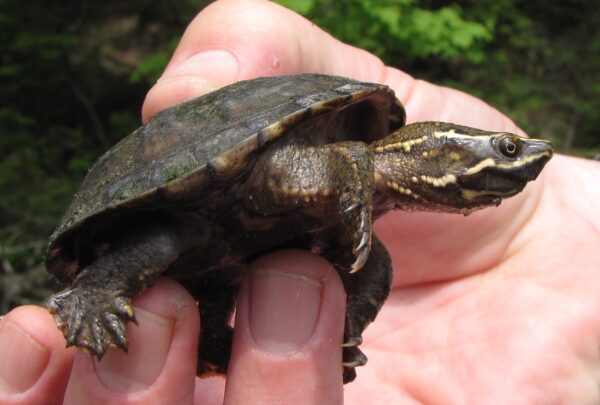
[150, 2, 599, 400]
[346, 156, 600, 403]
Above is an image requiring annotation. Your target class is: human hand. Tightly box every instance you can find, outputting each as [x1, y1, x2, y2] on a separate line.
[143, 1, 600, 402]
[0, 252, 345, 404]
[2, 1, 599, 403]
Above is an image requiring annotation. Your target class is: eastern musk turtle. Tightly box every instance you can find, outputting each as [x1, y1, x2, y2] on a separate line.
[45, 74, 553, 383]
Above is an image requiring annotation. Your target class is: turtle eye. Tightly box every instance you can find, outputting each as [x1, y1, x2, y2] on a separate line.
[498, 135, 522, 158]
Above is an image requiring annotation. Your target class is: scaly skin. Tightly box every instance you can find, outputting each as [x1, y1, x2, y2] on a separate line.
[44, 221, 183, 359]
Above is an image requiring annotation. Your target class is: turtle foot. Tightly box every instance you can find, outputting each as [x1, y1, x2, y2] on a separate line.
[44, 287, 136, 359]
[342, 345, 367, 383]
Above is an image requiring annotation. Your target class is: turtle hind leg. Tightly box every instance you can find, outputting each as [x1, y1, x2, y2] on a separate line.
[330, 236, 392, 383]
[192, 275, 239, 377]
[44, 220, 184, 358]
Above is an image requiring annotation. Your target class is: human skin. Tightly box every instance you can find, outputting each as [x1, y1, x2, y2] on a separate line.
[1, 1, 599, 404]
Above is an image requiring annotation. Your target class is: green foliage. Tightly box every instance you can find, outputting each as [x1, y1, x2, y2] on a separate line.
[367, 1, 492, 62]
[130, 37, 180, 84]
[277, 0, 315, 14]
[278, 0, 492, 63]
[130, 52, 171, 84]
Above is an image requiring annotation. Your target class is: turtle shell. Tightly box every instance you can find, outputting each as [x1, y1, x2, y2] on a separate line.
[47, 74, 406, 282]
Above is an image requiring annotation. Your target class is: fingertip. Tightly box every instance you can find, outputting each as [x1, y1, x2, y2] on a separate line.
[225, 249, 345, 404]
[195, 376, 226, 405]
[141, 50, 240, 122]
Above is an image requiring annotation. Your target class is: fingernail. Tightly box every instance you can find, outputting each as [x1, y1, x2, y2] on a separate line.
[95, 308, 173, 392]
[0, 321, 50, 394]
[160, 50, 240, 86]
[249, 268, 322, 354]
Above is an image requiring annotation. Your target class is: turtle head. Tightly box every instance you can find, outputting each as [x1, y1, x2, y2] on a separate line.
[372, 122, 553, 214]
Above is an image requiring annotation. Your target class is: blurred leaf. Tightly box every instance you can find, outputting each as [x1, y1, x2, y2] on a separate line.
[130, 52, 170, 84]
[277, 0, 315, 14]
[278, 0, 492, 63]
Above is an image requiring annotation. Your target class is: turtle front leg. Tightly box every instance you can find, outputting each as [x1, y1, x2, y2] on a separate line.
[328, 142, 375, 273]
[44, 221, 184, 358]
[330, 236, 392, 383]
[241, 140, 375, 272]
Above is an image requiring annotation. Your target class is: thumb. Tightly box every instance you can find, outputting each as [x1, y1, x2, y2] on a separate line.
[224, 250, 346, 405]
[141, 0, 517, 133]
[141, 0, 385, 122]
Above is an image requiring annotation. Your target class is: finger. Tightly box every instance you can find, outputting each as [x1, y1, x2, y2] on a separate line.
[224, 250, 345, 405]
[141, 0, 382, 122]
[0, 306, 75, 405]
[63, 278, 200, 405]
[142, 0, 519, 134]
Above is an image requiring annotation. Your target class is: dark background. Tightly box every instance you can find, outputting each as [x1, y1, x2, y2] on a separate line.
[1, 0, 599, 312]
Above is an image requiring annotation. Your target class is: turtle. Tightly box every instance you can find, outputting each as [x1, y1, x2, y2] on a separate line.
[44, 74, 553, 383]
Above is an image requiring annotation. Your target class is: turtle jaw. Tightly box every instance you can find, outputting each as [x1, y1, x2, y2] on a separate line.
[457, 138, 553, 205]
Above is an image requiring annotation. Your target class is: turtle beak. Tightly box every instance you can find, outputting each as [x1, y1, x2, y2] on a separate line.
[458, 137, 553, 201]
[515, 139, 553, 181]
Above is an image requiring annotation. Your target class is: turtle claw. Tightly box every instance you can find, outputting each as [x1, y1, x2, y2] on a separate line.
[341, 336, 362, 347]
[101, 312, 130, 351]
[342, 345, 368, 383]
[349, 207, 372, 273]
[343, 356, 367, 368]
[343, 346, 367, 368]
[342, 335, 366, 382]
[44, 286, 135, 359]
[344, 201, 360, 213]
[341, 198, 372, 273]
